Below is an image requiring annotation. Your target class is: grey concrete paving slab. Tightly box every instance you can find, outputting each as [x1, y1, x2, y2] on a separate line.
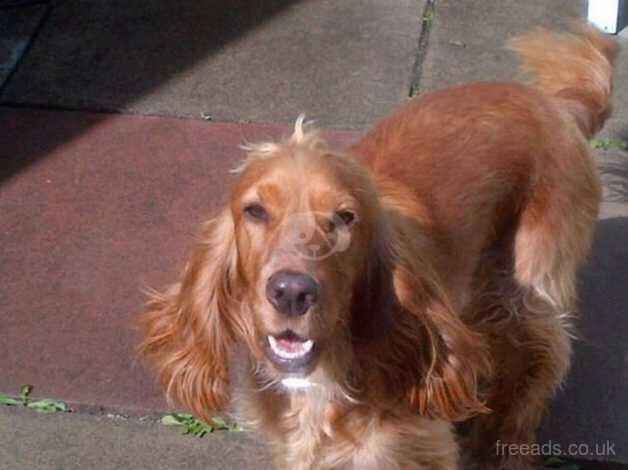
[419, 0, 587, 92]
[598, 32, 628, 134]
[418, 8, 628, 200]
[0, 408, 625, 470]
[419, 0, 628, 130]
[598, 149, 628, 218]
[0, 4, 48, 88]
[0, 0, 424, 128]
[0, 406, 273, 470]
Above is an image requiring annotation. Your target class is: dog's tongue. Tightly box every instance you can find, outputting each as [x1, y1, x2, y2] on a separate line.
[277, 331, 306, 352]
[272, 331, 314, 356]
[278, 337, 305, 353]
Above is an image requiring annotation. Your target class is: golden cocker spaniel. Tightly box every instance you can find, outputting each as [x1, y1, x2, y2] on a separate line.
[140, 25, 617, 469]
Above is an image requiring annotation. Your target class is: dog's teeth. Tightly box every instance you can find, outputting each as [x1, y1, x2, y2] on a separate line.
[268, 335, 314, 360]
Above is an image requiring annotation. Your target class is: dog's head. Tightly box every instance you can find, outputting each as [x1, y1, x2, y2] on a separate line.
[228, 123, 380, 385]
[139, 118, 490, 421]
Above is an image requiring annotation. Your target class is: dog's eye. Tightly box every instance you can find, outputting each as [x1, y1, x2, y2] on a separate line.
[335, 210, 356, 227]
[244, 203, 269, 222]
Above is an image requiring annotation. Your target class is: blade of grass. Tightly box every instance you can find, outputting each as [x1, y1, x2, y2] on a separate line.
[160, 413, 241, 437]
[591, 138, 627, 151]
[1, 386, 70, 414]
[27, 399, 70, 413]
[0, 395, 24, 406]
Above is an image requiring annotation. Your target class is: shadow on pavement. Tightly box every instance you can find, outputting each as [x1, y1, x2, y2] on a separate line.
[541, 216, 628, 464]
[0, 0, 299, 184]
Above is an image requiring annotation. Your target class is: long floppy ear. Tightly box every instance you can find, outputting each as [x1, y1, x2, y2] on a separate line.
[138, 208, 242, 421]
[396, 261, 492, 421]
[378, 204, 493, 422]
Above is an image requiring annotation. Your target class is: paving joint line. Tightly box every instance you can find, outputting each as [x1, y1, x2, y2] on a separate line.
[409, 0, 435, 97]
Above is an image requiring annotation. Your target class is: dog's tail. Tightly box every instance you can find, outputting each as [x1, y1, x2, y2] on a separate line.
[509, 23, 618, 138]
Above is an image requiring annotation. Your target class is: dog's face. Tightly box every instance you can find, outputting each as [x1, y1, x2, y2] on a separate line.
[229, 135, 380, 384]
[140, 123, 490, 421]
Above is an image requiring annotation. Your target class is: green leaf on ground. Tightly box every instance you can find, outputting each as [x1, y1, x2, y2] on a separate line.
[544, 456, 580, 469]
[27, 399, 71, 414]
[545, 456, 568, 466]
[161, 413, 213, 437]
[211, 416, 242, 432]
[591, 138, 627, 151]
[0, 385, 70, 414]
[161, 413, 241, 437]
[0, 395, 24, 406]
[160, 414, 182, 426]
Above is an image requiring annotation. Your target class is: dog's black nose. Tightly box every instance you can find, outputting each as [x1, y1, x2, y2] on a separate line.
[266, 271, 319, 317]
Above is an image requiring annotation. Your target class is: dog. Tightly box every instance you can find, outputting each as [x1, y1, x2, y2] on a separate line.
[139, 25, 617, 469]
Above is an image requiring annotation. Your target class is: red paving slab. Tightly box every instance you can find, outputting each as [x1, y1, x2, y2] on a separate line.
[0, 107, 359, 413]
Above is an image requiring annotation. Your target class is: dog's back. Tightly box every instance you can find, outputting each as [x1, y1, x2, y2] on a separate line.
[352, 23, 617, 310]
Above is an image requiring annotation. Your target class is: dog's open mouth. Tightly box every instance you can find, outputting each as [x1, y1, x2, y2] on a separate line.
[265, 330, 318, 373]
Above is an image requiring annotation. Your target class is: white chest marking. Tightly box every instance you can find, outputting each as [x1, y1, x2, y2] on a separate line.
[281, 377, 313, 390]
